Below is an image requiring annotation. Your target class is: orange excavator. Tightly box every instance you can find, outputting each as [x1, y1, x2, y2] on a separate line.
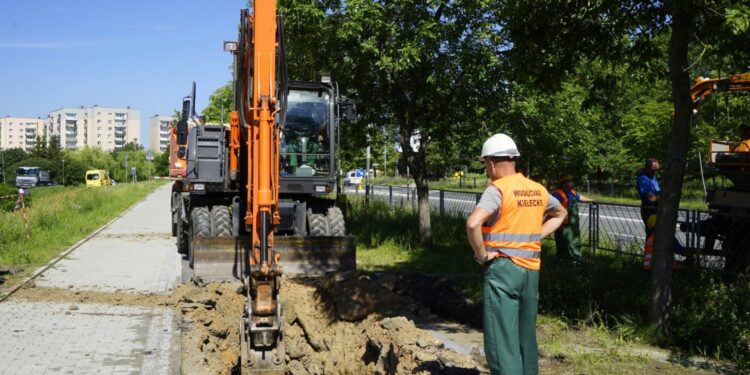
[171, 2, 357, 372]
[679, 73, 750, 273]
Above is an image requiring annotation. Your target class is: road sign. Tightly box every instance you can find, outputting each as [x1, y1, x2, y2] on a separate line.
[146, 151, 154, 161]
[131, 167, 136, 176]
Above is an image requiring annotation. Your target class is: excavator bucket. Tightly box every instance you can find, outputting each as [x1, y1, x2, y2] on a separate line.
[191, 236, 356, 280]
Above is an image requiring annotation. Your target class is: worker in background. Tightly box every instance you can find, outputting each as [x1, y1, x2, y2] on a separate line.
[636, 158, 660, 236]
[466, 133, 567, 375]
[734, 125, 750, 152]
[643, 215, 685, 271]
[552, 175, 593, 264]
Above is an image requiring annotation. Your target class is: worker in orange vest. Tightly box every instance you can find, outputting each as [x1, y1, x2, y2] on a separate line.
[467, 133, 567, 375]
[643, 214, 685, 271]
[734, 125, 750, 152]
[551, 175, 593, 264]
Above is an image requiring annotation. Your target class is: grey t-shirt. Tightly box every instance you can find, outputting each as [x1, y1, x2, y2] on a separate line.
[476, 185, 560, 226]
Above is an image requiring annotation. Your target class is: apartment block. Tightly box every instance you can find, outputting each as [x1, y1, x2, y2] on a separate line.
[0, 116, 46, 151]
[149, 115, 174, 152]
[46, 106, 140, 151]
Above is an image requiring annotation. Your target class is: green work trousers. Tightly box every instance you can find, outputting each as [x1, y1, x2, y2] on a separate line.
[483, 256, 540, 375]
[554, 200, 582, 262]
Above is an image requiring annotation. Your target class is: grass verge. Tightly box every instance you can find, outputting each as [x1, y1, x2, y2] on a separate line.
[349, 197, 745, 371]
[0, 181, 167, 283]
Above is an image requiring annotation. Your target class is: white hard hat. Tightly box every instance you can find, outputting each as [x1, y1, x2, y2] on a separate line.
[481, 133, 520, 159]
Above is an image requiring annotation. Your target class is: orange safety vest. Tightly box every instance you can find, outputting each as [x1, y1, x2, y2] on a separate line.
[735, 139, 750, 152]
[482, 173, 549, 271]
[643, 234, 677, 271]
[643, 235, 654, 270]
[554, 187, 577, 224]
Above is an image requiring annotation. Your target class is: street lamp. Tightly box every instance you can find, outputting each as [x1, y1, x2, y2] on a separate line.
[62, 158, 65, 186]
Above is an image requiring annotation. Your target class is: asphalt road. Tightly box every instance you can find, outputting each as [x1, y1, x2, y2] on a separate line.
[344, 184, 718, 257]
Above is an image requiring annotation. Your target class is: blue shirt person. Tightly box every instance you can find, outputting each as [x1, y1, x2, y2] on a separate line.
[636, 158, 660, 236]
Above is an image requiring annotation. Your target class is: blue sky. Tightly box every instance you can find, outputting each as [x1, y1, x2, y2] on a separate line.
[0, 0, 247, 148]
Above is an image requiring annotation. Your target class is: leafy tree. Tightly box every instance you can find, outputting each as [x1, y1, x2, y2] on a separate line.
[154, 150, 170, 177]
[30, 135, 46, 158]
[497, 0, 750, 334]
[202, 82, 233, 123]
[281, 0, 505, 246]
[47, 135, 62, 162]
[0, 148, 28, 183]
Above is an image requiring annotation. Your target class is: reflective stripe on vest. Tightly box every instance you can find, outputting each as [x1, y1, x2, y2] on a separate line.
[486, 246, 542, 259]
[481, 173, 548, 270]
[643, 235, 654, 270]
[483, 233, 542, 242]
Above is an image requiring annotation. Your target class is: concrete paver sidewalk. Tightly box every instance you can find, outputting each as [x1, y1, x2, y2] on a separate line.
[0, 184, 180, 375]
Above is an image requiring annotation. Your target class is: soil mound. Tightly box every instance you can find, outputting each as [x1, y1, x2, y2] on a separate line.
[178, 273, 485, 374]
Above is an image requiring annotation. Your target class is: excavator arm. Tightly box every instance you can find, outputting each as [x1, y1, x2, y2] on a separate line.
[231, 2, 285, 373]
[691, 73, 750, 108]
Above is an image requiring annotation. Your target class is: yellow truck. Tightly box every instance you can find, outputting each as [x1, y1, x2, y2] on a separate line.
[85, 170, 111, 187]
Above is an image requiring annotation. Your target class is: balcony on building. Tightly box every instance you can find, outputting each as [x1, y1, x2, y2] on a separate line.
[114, 113, 126, 120]
[65, 113, 77, 121]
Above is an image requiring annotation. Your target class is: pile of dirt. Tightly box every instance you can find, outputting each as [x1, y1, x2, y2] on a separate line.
[178, 273, 486, 375]
[178, 280, 245, 375]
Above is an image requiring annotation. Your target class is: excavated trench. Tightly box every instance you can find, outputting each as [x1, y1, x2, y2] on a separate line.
[178, 272, 487, 375]
[12, 272, 486, 374]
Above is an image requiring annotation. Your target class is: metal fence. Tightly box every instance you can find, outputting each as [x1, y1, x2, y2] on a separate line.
[347, 184, 750, 272]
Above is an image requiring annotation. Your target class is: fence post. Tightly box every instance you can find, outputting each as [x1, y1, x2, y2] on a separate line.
[389, 185, 393, 206]
[439, 190, 445, 216]
[412, 188, 416, 211]
[592, 203, 599, 252]
[473, 177, 476, 188]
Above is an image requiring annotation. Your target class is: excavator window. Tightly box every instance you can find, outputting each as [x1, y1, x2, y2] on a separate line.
[280, 89, 331, 177]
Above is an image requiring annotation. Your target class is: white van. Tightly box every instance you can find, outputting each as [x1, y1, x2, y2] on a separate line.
[344, 170, 363, 186]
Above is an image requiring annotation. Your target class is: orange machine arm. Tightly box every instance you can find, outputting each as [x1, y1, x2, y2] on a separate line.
[235, 1, 282, 319]
[691, 73, 750, 108]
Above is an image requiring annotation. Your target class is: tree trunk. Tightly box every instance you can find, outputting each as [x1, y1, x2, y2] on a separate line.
[400, 132, 433, 248]
[649, 4, 694, 335]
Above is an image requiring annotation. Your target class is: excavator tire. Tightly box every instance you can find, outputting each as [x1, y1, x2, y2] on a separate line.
[307, 209, 329, 237]
[189, 207, 211, 267]
[327, 207, 346, 236]
[177, 221, 188, 255]
[211, 206, 232, 237]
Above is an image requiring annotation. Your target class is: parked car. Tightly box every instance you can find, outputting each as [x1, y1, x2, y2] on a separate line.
[86, 170, 112, 187]
[344, 169, 364, 186]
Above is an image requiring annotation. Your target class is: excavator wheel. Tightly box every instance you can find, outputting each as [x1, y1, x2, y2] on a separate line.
[327, 206, 346, 236]
[189, 207, 211, 268]
[307, 209, 329, 236]
[211, 205, 232, 236]
[176, 220, 188, 255]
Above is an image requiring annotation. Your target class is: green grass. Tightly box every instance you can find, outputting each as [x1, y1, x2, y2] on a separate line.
[0, 181, 167, 280]
[349, 197, 747, 370]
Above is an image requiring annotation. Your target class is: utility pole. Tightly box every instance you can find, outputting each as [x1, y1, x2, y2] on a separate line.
[62, 158, 65, 186]
[365, 145, 371, 207]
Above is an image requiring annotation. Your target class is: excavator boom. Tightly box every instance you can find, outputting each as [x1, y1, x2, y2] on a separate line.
[691, 73, 750, 108]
